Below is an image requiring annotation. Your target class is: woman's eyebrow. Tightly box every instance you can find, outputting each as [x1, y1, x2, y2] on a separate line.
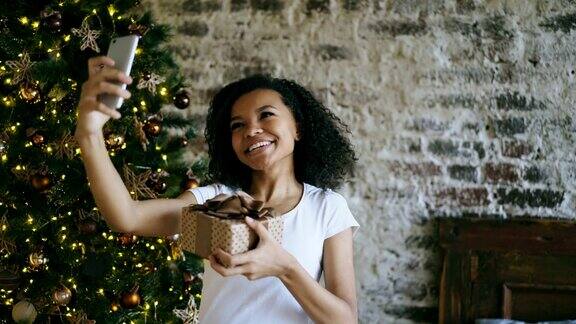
[230, 105, 277, 122]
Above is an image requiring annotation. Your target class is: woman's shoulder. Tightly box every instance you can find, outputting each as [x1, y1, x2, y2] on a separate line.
[303, 182, 348, 205]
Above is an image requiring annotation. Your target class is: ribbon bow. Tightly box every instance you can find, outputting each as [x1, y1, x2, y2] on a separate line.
[190, 191, 274, 220]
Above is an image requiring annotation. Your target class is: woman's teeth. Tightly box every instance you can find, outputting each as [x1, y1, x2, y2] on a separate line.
[247, 141, 273, 153]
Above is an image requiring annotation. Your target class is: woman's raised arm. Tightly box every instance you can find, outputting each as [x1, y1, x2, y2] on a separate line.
[75, 56, 196, 237]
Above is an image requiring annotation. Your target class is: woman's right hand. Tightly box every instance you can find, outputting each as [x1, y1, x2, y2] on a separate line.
[75, 56, 133, 137]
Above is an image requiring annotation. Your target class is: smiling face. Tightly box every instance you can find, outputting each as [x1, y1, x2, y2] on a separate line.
[230, 88, 300, 171]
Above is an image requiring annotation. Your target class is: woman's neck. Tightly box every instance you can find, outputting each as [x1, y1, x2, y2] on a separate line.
[249, 172, 302, 204]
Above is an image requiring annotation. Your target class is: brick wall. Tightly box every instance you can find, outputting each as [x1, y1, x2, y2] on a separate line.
[147, 0, 576, 322]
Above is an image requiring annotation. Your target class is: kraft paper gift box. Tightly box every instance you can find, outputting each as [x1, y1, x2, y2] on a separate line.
[180, 191, 283, 259]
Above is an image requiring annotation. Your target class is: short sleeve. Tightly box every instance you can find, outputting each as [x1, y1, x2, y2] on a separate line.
[187, 183, 234, 204]
[324, 192, 360, 240]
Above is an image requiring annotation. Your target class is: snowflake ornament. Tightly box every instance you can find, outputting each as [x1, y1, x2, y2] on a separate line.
[72, 19, 101, 53]
[137, 72, 165, 95]
[173, 296, 200, 324]
[5, 52, 35, 85]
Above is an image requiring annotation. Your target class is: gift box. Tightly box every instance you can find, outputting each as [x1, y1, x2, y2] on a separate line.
[180, 191, 283, 259]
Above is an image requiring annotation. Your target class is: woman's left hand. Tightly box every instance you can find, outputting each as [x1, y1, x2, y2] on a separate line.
[209, 216, 296, 281]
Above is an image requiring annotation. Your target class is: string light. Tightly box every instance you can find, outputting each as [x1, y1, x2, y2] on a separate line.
[107, 5, 117, 16]
[19, 17, 29, 25]
[2, 97, 14, 107]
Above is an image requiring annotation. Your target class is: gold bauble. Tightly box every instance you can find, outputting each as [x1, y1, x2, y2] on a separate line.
[181, 177, 199, 191]
[31, 133, 46, 146]
[30, 173, 51, 192]
[28, 252, 48, 270]
[170, 242, 183, 260]
[52, 285, 72, 305]
[110, 301, 121, 312]
[19, 83, 41, 104]
[120, 287, 141, 309]
[143, 118, 162, 137]
[104, 133, 125, 150]
[118, 233, 138, 246]
[12, 300, 37, 324]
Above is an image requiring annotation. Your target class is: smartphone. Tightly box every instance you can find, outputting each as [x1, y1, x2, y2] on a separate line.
[99, 35, 139, 109]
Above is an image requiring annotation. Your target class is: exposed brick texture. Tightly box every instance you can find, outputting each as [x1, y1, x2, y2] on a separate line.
[448, 165, 478, 182]
[484, 162, 519, 183]
[146, 0, 576, 321]
[496, 188, 564, 208]
[435, 187, 489, 207]
[502, 140, 533, 158]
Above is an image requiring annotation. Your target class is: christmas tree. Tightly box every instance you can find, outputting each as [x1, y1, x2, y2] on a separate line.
[0, 1, 208, 322]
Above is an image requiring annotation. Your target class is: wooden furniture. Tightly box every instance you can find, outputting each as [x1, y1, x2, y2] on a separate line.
[438, 218, 576, 323]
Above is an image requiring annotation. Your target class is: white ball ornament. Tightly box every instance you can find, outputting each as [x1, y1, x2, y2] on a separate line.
[12, 300, 37, 324]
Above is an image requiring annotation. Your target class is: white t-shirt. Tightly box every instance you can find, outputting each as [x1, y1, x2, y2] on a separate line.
[186, 182, 360, 323]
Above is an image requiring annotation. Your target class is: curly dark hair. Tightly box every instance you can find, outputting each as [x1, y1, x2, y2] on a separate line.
[204, 74, 357, 191]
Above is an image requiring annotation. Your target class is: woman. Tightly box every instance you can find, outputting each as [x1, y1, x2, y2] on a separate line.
[75, 56, 360, 323]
